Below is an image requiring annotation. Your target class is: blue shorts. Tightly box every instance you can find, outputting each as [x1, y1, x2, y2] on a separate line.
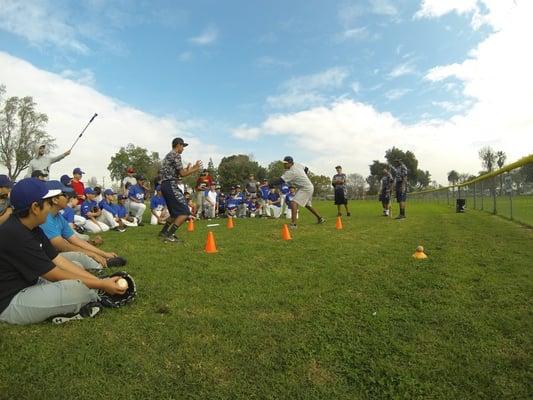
[161, 180, 190, 218]
[379, 193, 390, 203]
[396, 189, 407, 202]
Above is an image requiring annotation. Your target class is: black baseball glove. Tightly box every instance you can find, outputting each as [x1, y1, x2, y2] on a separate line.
[99, 271, 137, 308]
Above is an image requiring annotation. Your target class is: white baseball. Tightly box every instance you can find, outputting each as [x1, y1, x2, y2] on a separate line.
[117, 278, 128, 289]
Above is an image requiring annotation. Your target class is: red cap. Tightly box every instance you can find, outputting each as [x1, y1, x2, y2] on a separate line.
[127, 167, 135, 173]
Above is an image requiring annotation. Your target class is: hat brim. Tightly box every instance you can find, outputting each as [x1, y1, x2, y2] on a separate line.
[43, 189, 62, 199]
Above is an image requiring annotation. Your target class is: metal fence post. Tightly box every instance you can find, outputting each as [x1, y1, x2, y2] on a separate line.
[481, 181, 484, 210]
[473, 182, 476, 209]
[492, 177, 497, 215]
[508, 172, 513, 220]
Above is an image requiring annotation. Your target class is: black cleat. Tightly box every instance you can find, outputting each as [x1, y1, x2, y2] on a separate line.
[51, 303, 101, 324]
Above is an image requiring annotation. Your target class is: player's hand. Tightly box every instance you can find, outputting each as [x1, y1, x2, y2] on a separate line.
[89, 253, 107, 267]
[104, 251, 118, 258]
[100, 277, 127, 295]
[194, 160, 203, 169]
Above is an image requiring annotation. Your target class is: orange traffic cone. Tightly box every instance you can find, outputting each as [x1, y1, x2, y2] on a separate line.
[335, 216, 343, 230]
[205, 231, 218, 253]
[281, 224, 292, 240]
[412, 245, 428, 259]
[187, 219, 195, 232]
[227, 217, 234, 229]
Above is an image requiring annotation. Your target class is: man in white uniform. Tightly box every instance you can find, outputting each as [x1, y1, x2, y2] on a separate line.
[279, 156, 325, 229]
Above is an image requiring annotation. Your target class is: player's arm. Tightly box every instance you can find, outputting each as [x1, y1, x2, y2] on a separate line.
[180, 160, 203, 177]
[0, 206, 13, 225]
[68, 234, 117, 259]
[42, 264, 125, 295]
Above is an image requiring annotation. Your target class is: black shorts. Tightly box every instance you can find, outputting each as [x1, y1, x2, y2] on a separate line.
[379, 193, 390, 203]
[396, 183, 407, 202]
[161, 180, 190, 218]
[334, 186, 347, 205]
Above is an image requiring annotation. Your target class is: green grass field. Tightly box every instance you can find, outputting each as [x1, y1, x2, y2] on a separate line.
[1, 201, 531, 399]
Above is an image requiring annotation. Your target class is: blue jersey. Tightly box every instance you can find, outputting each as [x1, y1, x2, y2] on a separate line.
[259, 185, 270, 200]
[226, 197, 240, 210]
[150, 195, 166, 210]
[59, 206, 75, 224]
[98, 199, 117, 216]
[81, 199, 98, 218]
[268, 192, 281, 207]
[114, 203, 128, 218]
[234, 192, 244, 204]
[280, 183, 289, 195]
[128, 184, 145, 202]
[285, 193, 295, 206]
[40, 212, 75, 240]
[247, 200, 257, 212]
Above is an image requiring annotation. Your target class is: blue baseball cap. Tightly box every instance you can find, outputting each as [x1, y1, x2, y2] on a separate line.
[73, 167, 85, 175]
[155, 185, 161, 191]
[60, 174, 72, 186]
[10, 178, 61, 210]
[282, 156, 294, 164]
[0, 174, 13, 188]
[103, 189, 115, 196]
[84, 187, 95, 195]
[45, 180, 74, 193]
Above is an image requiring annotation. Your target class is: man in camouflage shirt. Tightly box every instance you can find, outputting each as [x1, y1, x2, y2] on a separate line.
[158, 138, 202, 242]
[391, 159, 408, 219]
[378, 167, 394, 217]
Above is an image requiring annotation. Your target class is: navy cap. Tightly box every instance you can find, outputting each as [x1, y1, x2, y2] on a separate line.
[10, 178, 61, 210]
[84, 187, 95, 195]
[73, 167, 85, 175]
[60, 174, 72, 186]
[155, 185, 161, 191]
[0, 174, 13, 188]
[282, 156, 294, 164]
[45, 180, 74, 193]
[172, 137, 189, 147]
[136, 175, 146, 181]
[103, 189, 115, 196]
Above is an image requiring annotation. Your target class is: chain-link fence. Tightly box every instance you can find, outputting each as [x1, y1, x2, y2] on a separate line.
[409, 155, 533, 227]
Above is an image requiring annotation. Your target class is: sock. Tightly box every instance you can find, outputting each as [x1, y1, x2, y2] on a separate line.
[167, 224, 179, 237]
[400, 208, 405, 216]
[160, 221, 172, 235]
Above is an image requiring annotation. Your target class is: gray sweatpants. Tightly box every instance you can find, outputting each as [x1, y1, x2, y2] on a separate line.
[0, 279, 99, 325]
[61, 252, 103, 271]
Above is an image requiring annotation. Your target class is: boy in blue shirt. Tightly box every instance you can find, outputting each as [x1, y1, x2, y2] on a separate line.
[126, 176, 147, 225]
[81, 188, 109, 233]
[267, 187, 282, 218]
[150, 186, 169, 225]
[98, 189, 126, 232]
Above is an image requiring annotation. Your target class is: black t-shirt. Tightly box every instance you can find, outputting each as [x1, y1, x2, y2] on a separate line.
[0, 216, 58, 313]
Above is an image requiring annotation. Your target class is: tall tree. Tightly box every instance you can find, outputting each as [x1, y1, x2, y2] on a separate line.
[478, 146, 497, 172]
[447, 170, 460, 186]
[366, 160, 388, 195]
[107, 143, 160, 186]
[346, 173, 367, 199]
[0, 86, 55, 180]
[217, 154, 264, 190]
[308, 173, 332, 198]
[206, 157, 218, 183]
[384, 147, 419, 187]
[266, 160, 285, 182]
[415, 169, 431, 190]
[495, 151, 507, 195]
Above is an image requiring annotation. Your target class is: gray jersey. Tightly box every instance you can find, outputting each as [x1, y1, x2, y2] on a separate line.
[26, 154, 68, 179]
[281, 163, 313, 190]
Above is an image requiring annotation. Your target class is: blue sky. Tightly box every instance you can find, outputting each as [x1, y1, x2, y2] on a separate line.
[0, 0, 531, 184]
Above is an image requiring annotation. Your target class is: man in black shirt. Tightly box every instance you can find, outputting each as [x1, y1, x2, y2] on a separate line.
[0, 178, 126, 325]
[158, 137, 202, 242]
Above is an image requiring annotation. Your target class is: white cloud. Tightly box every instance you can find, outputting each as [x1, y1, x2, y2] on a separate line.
[60, 69, 96, 87]
[188, 25, 218, 45]
[243, 1, 532, 184]
[338, 27, 369, 41]
[370, 0, 398, 16]
[388, 61, 416, 78]
[414, 0, 478, 19]
[351, 81, 361, 94]
[384, 88, 411, 100]
[0, 51, 222, 183]
[432, 101, 472, 113]
[231, 125, 262, 141]
[267, 67, 350, 110]
[0, 0, 89, 53]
